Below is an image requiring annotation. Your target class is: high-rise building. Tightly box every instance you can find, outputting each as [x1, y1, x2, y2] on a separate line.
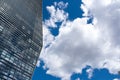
[0, 0, 42, 80]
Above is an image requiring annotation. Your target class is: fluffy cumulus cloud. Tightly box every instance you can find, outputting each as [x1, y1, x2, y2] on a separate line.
[82, 0, 120, 73]
[86, 68, 93, 79]
[39, 1, 120, 80]
[44, 1, 68, 28]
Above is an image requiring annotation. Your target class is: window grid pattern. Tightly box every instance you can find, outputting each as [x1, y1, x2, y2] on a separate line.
[0, 0, 42, 80]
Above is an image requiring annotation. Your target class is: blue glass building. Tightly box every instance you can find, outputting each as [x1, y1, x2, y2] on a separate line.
[0, 0, 42, 80]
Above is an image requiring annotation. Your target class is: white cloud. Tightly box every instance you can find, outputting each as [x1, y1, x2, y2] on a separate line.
[86, 68, 93, 79]
[82, 0, 120, 73]
[41, 18, 106, 80]
[55, 1, 68, 9]
[45, 2, 68, 28]
[113, 78, 120, 80]
[39, 1, 120, 80]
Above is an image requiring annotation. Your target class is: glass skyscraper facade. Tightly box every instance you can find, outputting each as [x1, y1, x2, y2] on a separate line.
[0, 0, 42, 80]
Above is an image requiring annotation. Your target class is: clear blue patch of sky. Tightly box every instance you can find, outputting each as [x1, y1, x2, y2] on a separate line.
[87, 16, 94, 24]
[64, 0, 84, 20]
[91, 68, 120, 80]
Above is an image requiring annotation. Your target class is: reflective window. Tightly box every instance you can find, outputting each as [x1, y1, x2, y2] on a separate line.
[0, 0, 42, 80]
[0, 25, 3, 31]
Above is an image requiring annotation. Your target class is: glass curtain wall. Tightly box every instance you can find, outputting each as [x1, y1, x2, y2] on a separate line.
[0, 0, 42, 80]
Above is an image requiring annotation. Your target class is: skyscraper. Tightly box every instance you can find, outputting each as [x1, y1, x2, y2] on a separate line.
[0, 0, 42, 80]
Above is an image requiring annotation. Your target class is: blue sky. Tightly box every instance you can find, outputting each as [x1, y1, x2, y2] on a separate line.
[32, 0, 120, 80]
